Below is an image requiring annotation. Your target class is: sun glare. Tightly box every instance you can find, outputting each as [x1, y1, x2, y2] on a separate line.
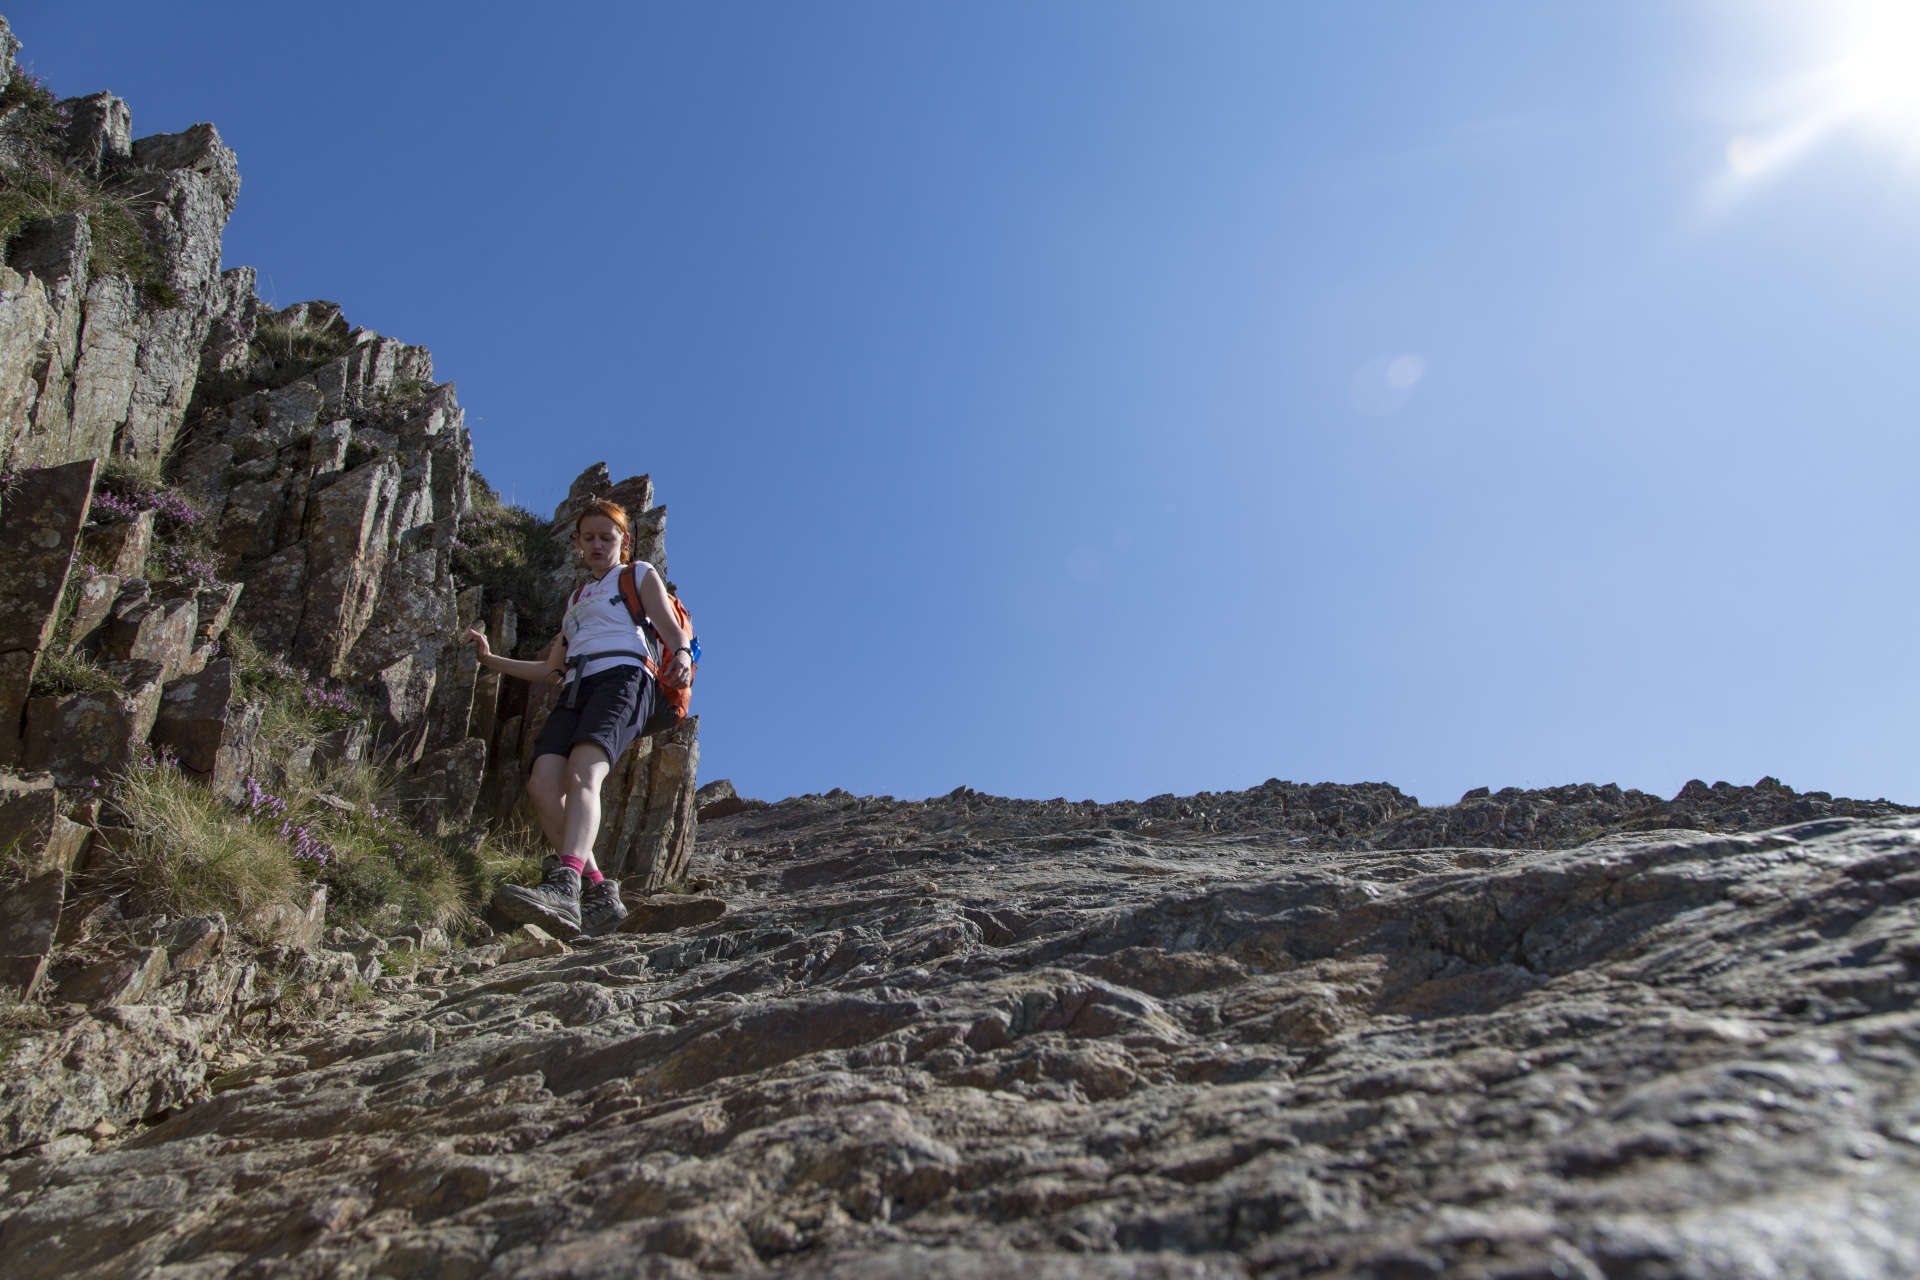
[1718, 1, 1920, 185]
[1833, 0, 1920, 127]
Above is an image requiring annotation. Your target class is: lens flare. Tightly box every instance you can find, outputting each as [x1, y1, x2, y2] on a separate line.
[1719, 0, 1920, 190]
[1835, 0, 1920, 127]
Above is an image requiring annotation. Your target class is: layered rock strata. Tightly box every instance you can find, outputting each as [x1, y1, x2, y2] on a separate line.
[4, 787, 1917, 1277]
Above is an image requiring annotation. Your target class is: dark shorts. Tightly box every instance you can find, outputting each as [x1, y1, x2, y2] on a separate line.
[532, 664, 654, 764]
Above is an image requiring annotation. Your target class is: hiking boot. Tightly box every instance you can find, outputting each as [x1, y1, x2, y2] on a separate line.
[490, 857, 581, 938]
[578, 877, 629, 936]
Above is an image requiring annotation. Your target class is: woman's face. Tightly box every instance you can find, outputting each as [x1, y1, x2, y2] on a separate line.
[576, 514, 624, 571]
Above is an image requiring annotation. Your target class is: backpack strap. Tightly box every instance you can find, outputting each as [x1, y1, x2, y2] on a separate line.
[617, 563, 645, 626]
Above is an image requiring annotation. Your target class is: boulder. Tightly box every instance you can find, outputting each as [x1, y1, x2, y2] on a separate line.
[0, 1004, 205, 1154]
[0, 775, 88, 998]
[78, 508, 153, 578]
[60, 91, 132, 178]
[0, 264, 51, 456]
[695, 777, 755, 822]
[96, 585, 197, 681]
[397, 737, 488, 832]
[4, 216, 91, 465]
[293, 457, 399, 676]
[247, 884, 326, 951]
[64, 568, 121, 649]
[192, 580, 242, 648]
[68, 274, 140, 456]
[197, 266, 257, 382]
[21, 659, 166, 786]
[232, 542, 307, 652]
[421, 585, 483, 751]
[617, 893, 727, 935]
[365, 646, 437, 761]
[107, 153, 237, 460]
[131, 121, 240, 217]
[500, 923, 568, 963]
[150, 658, 259, 802]
[311, 721, 370, 774]
[160, 913, 227, 975]
[53, 945, 167, 1006]
[611, 715, 701, 890]
[0, 459, 94, 764]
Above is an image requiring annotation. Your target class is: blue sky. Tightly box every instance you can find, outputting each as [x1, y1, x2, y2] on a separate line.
[18, 2, 1920, 806]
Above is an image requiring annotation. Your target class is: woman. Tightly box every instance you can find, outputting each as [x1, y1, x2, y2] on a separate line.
[466, 498, 694, 938]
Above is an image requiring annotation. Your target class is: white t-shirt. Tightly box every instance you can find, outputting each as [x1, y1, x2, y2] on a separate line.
[561, 562, 658, 684]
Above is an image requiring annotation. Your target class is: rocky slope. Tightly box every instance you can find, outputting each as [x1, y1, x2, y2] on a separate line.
[4, 783, 1918, 1277]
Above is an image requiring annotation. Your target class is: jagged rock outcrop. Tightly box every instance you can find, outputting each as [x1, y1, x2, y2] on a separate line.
[0, 17, 699, 860]
[0, 94, 238, 468]
[4, 784, 1918, 1277]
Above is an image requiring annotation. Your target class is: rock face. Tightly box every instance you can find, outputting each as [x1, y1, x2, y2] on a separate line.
[0, 459, 93, 764]
[3, 789, 1918, 1277]
[0, 20, 698, 868]
[0, 772, 87, 996]
[149, 657, 261, 802]
[0, 110, 239, 468]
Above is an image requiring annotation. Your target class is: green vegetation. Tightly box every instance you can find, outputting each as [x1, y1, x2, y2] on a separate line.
[310, 759, 473, 930]
[101, 745, 514, 941]
[92, 454, 224, 588]
[52, 618, 547, 943]
[245, 305, 353, 390]
[104, 756, 313, 935]
[224, 628, 360, 743]
[451, 475, 564, 640]
[28, 645, 119, 699]
[0, 70, 177, 306]
[375, 371, 431, 407]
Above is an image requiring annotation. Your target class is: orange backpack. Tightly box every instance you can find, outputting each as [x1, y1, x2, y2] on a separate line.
[615, 564, 697, 734]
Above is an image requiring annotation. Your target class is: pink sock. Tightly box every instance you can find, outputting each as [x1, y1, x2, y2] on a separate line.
[558, 854, 586, 875]
[583, 867, 604, 885]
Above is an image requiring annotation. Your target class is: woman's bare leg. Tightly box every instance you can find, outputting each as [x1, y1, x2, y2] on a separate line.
[527, 754, 568, 850]
[560, 743, 612, 869]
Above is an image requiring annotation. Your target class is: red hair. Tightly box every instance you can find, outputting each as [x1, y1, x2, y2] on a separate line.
[574, 499, 631, 562]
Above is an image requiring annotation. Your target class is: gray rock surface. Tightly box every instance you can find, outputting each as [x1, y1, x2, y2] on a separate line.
[150, 657, 261, 802]
[3, 785, 1915, 1277]
[19, 659, 165, 786]
[0, 459, 94, 764]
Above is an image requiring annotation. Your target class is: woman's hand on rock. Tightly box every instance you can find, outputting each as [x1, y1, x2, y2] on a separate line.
[465, 626, 491, 659]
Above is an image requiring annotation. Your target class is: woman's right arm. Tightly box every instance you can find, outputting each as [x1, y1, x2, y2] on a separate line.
[465, 627, 563, 684]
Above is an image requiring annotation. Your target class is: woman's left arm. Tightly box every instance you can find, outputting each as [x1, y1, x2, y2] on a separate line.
[638, 567, 694, 688]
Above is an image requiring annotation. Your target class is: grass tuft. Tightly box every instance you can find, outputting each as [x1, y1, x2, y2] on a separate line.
[105, 755, 310, 935]
[29, 646, 120, 699]
[313, 759, 473, 931]
[246, 305, 353, 390]
[101, 748, 494, 941]
[0, 70, 177, 305]
[223, 627, 367, 757]
[451, 475, 564, 641]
